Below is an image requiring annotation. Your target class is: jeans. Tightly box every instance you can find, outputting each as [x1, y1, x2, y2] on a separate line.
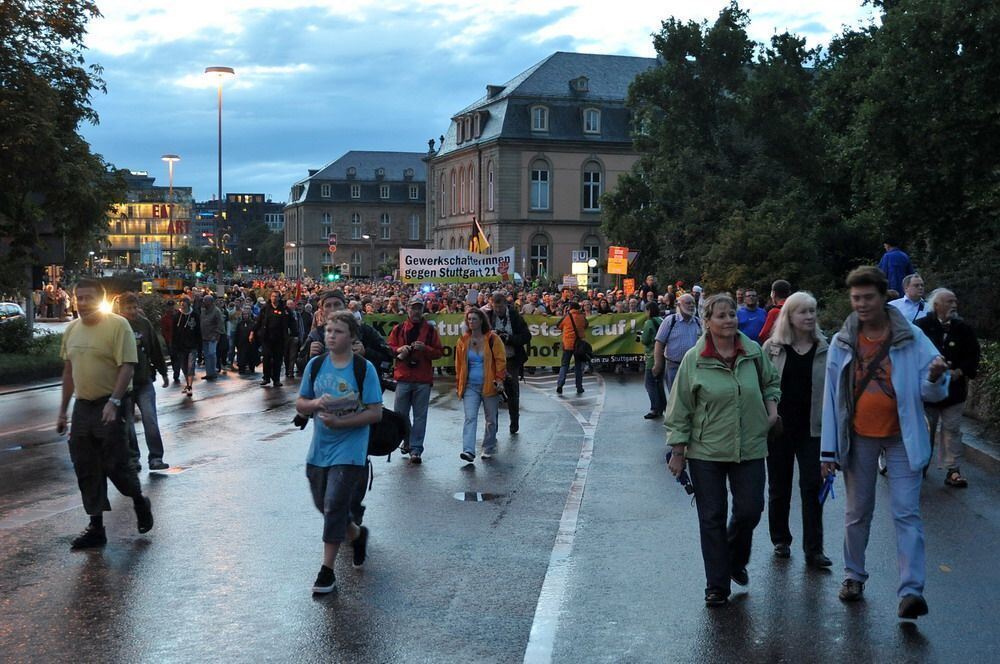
[505, 359, 522, 430]
[843, 435, 925, 597]
[462, 384, 499, 455]
[644, 367, 666, 414]
[306, 464, 367, 544]
[664, 360, 682, 393]
[925, 402, 964, 468]
[394, 381, 431, 454]
[202, 339, 218, 378]
[127, 380, 166, 464]
[557, 350, 583, 391]
[687, 457, 766, 596]
[68, 397, 143, 515]
[227, 331, 238, 364]
[766, 434, 823, 555]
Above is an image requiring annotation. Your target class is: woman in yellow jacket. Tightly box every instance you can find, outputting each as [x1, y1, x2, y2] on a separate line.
[455, 307, 507, 463]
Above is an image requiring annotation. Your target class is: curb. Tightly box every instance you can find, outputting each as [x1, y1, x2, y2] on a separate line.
[0, 382, 61, 397]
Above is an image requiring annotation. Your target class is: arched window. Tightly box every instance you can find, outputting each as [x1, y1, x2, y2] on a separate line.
[449, 237, 456, 250]
[530, 105, 549, 131]
[583, 161, 602, 211]
[321, 212, 332, 239]
[439, 173, 446, 218]
[380, 212, 391, 240]
[351, 212, 361, 239]
[450, 170, 457, 216]
[438, 238, 444, 249]
[583, 108, 601, 134]
[487, 161, 495, 211]
[459, 166, 465, 213]
[530, 234, 549, 278]
[467, 163, 475, 212]
[458, 235, 465, 251]
[530, 160, 550, 210]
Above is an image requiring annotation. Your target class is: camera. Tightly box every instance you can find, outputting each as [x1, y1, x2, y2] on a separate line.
[666, 450, 696, 495]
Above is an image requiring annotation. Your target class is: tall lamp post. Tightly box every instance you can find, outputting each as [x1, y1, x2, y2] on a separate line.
[204, 65, 235, 294]
[161, 154, 180, 269]
[362, 233, 376, 278]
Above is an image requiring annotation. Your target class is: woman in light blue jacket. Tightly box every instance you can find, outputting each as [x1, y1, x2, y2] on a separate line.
[820, 267, 948, 620]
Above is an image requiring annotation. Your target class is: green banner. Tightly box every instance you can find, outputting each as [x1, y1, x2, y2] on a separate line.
[364, 313, 647, 367]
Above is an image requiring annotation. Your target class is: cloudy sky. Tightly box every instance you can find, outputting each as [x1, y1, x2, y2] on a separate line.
[80, 0, 874, 202]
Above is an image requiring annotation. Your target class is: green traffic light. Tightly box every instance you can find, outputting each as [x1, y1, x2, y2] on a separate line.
[195, 271, 203, 278]
[326, 273, 335, 282]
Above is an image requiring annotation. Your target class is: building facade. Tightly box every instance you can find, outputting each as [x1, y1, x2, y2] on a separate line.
[105, 171, 193, 267]
[284, 151, 427, 279]
[427, 51, 656, 288]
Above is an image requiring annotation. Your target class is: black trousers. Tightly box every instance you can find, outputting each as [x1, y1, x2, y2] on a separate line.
[285, 336, 300, 377]
[68, 397, 143, 515]
[687, 457, 765, 596]
[766, 434, 824, 554]
[504, 359, 522, 429]
[261, 341, 284, 383]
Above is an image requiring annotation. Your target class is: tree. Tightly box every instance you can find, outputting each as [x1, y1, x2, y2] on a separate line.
[0, 1, 121, 303]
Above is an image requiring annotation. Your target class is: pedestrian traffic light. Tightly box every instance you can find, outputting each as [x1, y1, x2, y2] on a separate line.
[324, 265, 341, 282]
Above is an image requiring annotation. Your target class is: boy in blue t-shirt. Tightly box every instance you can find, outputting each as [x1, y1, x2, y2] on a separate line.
[296, 311, 383, 594]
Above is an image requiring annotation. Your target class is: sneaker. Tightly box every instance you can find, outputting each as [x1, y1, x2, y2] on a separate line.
[556, 386, 563, 395]
[352, 526, 369, 568]
[410, 452, 422, 465]
[259, 379, 270, 387]
[576, 388, 585, 395]
[643, 411, 660, 420]
[806, 553, 833, 568]
[273, 381, 283, 388]
[460, 451, 475, 463]
[482, 449, 495, 459]
[705, 589, 728, 607]
[731, 567, 749, 586]
[312, 565, 336, 594]
[135, 496, 154, 534]
[774, 544, 791, 559]
[898, 594, 929, 619]
[149, 460, 169, 471]
[70, 524, 107, 549]
[509, 424, 519, 435]
[839, 578, 864, 602]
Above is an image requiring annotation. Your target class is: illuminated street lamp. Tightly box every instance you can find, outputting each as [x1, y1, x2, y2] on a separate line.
[362, 233, 376, 278]
[204, 65, 235, 292]
[161, 154, 180, 268]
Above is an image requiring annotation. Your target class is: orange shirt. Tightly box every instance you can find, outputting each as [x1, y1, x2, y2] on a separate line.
[559, 311, 588, 351]
[853, 335, 901, 438]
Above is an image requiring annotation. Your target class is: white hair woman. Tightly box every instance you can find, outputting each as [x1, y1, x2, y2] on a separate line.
[761, 292, 832, 568]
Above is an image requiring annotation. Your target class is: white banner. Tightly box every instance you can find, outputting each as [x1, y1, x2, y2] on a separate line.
[399, 247, 515, 284]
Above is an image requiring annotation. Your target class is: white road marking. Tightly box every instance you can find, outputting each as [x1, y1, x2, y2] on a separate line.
[522, 374, 605, 664]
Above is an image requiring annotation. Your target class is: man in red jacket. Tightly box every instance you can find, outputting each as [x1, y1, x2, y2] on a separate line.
[387, 299, 444, 464]
[758, 279, 791, 343]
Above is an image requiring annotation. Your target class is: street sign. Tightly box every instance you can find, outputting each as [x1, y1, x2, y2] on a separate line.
[328, 233, 337, 245]
[328, 245, 337, 253]
[623, 278, 636, 297]
[608, 246, 628, 275]
[571, 250, 589, 263]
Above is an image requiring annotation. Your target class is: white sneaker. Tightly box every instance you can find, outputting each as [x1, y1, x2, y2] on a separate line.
[481, 450, 495, 459]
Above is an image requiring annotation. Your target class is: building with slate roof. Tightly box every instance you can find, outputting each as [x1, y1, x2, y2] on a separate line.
[427, 51, 656, 286]
[284, 151, 427, 278]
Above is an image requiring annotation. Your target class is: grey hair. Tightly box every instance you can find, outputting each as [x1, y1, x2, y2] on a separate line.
[901, 273, 923, 289]
[926, 288, 954, 311]
[700, 293, 736, 326]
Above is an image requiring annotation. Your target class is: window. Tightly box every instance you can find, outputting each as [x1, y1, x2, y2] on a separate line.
[375, 167, 385, 178]
[465, 117, 472, 141]
[459, 167, 465, 213]
[584, 108, 601, 134]
[467, 163, 475, 212]
[380, 213, 390, 240]
[530, 235, 549, 278]
[321, 184, 331, 197]
[409, 185, 419, 200]
[583, 162, 602, 211]
[449, 237, 456, 250]
[439, 174, 446, 217]
[347, 167, 357, 178]
[531, 105, 549, 131]
[351, 212, 361, 239]
[458, 235, 465, 251]
[350, 184, 361, 199]
[404, 168, 414, 179]
[456, 119, 464, 144]
[474, 113, 481, 137]
[530, 162, 550, 210]
[450, 170, 457, 216]
[350, 251, 362, 274]
[409, 214, 420, 240]
[321, 212, 332, 238]
[379, 184, 390, 199]
[379, 251, 389, 265]
[584, 236, 601, 285]
[487, 161, 495, 211]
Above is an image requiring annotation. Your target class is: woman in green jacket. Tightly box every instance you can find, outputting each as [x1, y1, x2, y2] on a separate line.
[665, 294, 781, 606]
[641, 301, 665, 418]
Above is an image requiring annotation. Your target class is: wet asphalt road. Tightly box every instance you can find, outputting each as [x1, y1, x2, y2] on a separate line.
[0, 368, 998, 663]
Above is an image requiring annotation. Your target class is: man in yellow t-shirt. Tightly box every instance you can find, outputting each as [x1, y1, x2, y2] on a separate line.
[57, 279, 154, 549]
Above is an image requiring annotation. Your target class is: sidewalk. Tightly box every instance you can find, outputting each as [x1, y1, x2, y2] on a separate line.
[961, 416, 1000, 471]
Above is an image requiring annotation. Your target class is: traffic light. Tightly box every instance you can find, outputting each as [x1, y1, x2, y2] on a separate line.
[323, 265, 341, 282]
[195, 270, 203, 278]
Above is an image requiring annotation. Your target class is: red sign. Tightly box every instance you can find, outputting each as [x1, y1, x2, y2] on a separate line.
[623, 278, 636, 297]
[608, 246, 629, 275]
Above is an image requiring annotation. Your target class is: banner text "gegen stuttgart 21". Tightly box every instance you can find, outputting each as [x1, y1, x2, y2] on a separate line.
[399, 248, 515, 283]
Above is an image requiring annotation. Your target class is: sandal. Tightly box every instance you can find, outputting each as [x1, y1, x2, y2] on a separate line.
[944, 468, 968, 488]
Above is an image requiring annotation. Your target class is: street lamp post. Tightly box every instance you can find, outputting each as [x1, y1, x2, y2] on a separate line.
[361, 234, 376, 278]
[161, 154, 180, 269]
[204, 65, 235, 294]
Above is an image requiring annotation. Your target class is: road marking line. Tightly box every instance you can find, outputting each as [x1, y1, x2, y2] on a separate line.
[522, 374, 605, 664]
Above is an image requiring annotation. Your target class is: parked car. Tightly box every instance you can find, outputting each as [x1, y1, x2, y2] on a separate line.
[0, 302, 26, 324]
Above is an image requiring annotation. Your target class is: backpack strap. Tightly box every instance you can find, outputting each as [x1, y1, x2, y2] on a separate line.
[352, 353, 369, 396]
[308, 353, 327, 394]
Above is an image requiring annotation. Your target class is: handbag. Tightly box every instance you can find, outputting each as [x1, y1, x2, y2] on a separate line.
[568, 313, 592, 362]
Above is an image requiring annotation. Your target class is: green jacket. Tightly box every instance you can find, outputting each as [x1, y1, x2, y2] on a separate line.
[664, 331, 781, 462]
[641, 316, 662, 370]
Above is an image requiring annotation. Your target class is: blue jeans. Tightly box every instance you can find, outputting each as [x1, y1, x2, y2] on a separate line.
[665, 360, 681, 393]
[394, 382, 431, 454]
[644, 367, 666, 413]
[556, 350, 583, 391]
[462, 384, 498, 455]
[843, 435, 925, 597]
[227, 331, 238, 364]
[202, 339, 218, 378]
[127, 380, 165, 463]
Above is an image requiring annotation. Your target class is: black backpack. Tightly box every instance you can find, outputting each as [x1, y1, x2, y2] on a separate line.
[305, 354, 410, 458]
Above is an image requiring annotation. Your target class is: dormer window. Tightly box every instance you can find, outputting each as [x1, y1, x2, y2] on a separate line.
[464, 116, 472, 141]
[571, 76, 589, 93]
[375, 167, 385, 179]
[404, 168, 414, 180]
[473, 113, 481, 138]
[456, 119, 464, 144]
[583, 108, 601, 134]
[346, 167, 357, 179]
[531, 105, 549, 132]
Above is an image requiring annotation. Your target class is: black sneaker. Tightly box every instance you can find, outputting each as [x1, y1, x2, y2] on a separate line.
[510, 424, 519, 434]
[312, 565, 336, 594]
[259, 379, 270, 387]
[460, 451, 475, 463]
[839, 578, 864, 602]
[731, 567, 749, 586]
[898, 594, 928, 619]
[135, 496, 154, 534]
[71, 524, 107, 549]
[273, 381, 283, 388]
[149, 460, 169, 471]
[576, 388, 585, 395]
[352, 526, 369, 569]
[410, 453, 422, 465]
[774, 544, 791, 559]
[556, 386, 563, 395]
[705, 589, 728, 607]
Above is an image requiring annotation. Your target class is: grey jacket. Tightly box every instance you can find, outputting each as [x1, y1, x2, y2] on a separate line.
[199, 305, 226, 341]
[762, 335, 829, 438]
